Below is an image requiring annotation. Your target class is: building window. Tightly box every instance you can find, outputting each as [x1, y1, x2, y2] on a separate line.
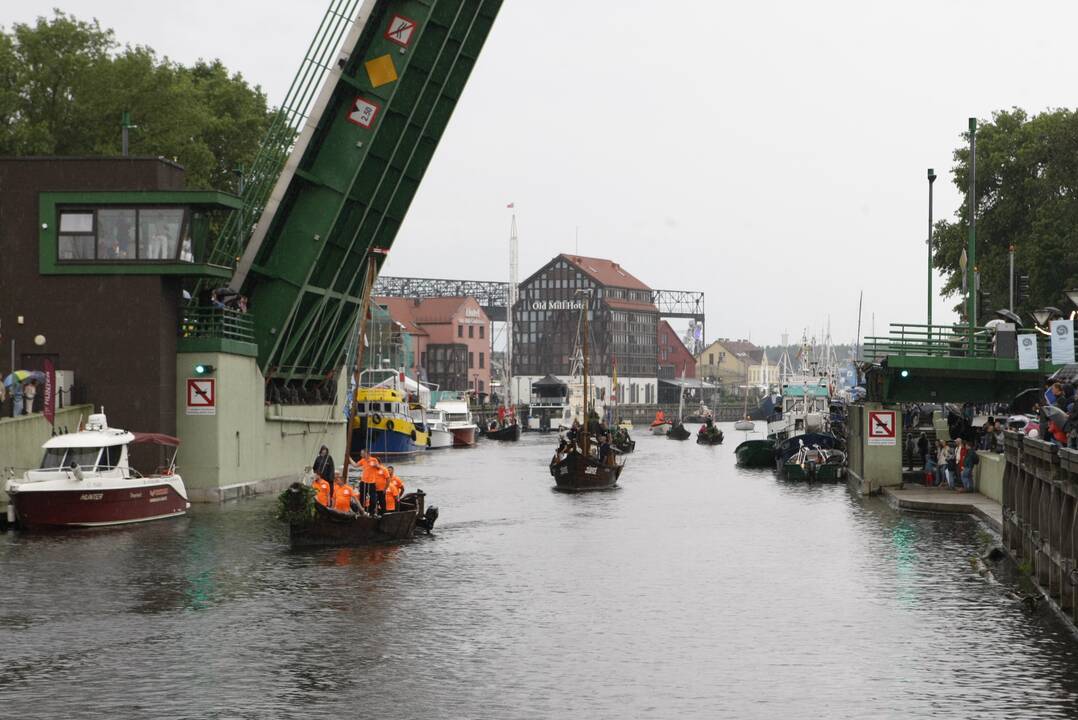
[469, 351, 475, 368]
[479, 325, 485, 339]
[58, 206, 190, 262]
[468, 325, 474, 338]
[709, 353, 714, 364]
[457, 325, 463, 338]
[421, 351, 426, 368]
[479, 352, 485, 368]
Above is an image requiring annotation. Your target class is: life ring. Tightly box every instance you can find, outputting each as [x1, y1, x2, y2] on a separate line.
[410, 429, 417, 441]
[386, 420, 395, 432]
[371, 413, 383, 425]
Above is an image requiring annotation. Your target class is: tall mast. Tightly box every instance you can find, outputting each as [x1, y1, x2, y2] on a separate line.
[341, 259, 378, 483]
[582, 295, 590, 458]
[507, 210, 518, 410]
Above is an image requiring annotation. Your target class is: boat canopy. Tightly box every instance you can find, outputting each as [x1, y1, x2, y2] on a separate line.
[532, 374, 567, 388]
[131, 432, 181, 447]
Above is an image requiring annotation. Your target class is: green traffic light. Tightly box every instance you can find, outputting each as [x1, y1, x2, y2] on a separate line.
[194, 364, 215, 375]
[900, 369, 910, 378]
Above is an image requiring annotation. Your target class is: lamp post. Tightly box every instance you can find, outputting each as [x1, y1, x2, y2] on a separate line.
[967, 117, 978, 345]
[473, 373, 479, 404]
[927, 168, 936, 335]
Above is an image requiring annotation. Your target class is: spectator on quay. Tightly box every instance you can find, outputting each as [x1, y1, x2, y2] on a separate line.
[11, 382, 23, 417]
[979, 421, 994, 451]
[958, 437, 979, 493]
[933, 440, 947, 486]
[943, 441, 958, 489]
[916, 432, 929, 470]
[22, 380, 36, 415]
[1045, 382, 1064, 407]
[992, 421, 1005, 452]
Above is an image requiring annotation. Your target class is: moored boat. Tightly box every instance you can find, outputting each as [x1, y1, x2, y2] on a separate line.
[735, 439, 775, 467]
[5, 412, 190, 529]
[425, 408, 454, 449]
[351, 385, 430, 457]
[781, 445, 846, 481]
[435, 398, 478, 447]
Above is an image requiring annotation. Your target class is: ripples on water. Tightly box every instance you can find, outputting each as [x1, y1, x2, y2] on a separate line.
[2, 427, 1078, 718]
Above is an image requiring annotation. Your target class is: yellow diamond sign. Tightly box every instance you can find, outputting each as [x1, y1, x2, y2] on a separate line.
[365, 54, 398, 88]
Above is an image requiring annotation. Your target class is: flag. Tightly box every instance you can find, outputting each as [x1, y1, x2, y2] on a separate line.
[43, 359, 55, 426]
[506, 202, 514, 209]
[611, 356, 618, 402]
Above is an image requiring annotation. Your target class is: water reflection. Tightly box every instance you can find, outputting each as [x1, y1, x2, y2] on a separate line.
[2, 427, 1078, 718]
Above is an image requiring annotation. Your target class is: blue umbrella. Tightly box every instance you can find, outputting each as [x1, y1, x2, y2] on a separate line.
[3, 370, 45, 388]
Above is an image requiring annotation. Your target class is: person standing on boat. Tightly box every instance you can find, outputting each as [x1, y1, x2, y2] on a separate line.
[312, 474, 331, 507]
[373, 464, 391, 515]
[385, 472, 404, 512]
[359, 450, 381, 513]
[314, 445, 335, 501]
[331, 472, 358, 513]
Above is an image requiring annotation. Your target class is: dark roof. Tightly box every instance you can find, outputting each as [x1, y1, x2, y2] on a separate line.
[532, 373, 566, 388]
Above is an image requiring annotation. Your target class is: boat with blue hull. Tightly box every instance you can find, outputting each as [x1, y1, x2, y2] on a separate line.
[350, 383, 430, 458]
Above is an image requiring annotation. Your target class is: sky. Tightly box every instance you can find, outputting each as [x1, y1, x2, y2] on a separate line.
[8, 0, 1076, 345]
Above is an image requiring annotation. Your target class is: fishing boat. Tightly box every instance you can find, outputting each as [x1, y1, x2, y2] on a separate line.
[735, 439, 775, 467]
[434, 396, 478, 447]
[280, 260, 440, 548]
[696, 425, 724, 445]
[5, 411, 189, 529]
[549, 290, 624, 491]
[350, 374, 430, 457]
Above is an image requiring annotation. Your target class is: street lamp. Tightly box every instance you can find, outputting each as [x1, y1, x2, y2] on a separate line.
[473, 373, 479, 403]
[927, 168, 936, 330]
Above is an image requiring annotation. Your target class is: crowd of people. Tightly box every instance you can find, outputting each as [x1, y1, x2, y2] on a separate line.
[1, 378, 40, 417]
[310, 445, 406, 516]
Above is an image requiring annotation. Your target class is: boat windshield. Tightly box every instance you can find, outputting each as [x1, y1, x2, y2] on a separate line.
[446, 413, 470, 423]
[40, 446, 102, 469]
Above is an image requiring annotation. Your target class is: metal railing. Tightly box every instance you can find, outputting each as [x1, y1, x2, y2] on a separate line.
[863, 323, 1052, 361]
[179, 306, 256, 343]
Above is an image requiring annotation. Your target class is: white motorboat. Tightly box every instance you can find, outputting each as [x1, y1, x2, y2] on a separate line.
[434, 398, 478, 447]
[6, 411, 190, 529]
[425, 408, 454, 449]
[734, 419, 755, 431]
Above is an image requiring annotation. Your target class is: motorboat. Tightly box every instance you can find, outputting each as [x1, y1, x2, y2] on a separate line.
[5, 411, 189, 529]
[735, 439, 775, 467]
[350, 369, 430, 457]
[434, 398, 478, 447]
[425, 408, 454, 449]
[650, 420, 672, 435]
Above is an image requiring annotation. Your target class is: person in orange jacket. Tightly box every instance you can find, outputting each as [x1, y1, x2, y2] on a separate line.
[312, 474, 331, 507]
[331, 473, 358, 513]
[385, 472, 405, 512]
[359, 449, 381, 512]
[372, 464, 391, 515]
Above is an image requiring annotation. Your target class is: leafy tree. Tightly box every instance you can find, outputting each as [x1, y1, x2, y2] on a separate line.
[0, 11, 272, 191]
[933, 108, 1078, 324]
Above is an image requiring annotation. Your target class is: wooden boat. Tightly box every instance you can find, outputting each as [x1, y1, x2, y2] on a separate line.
[281, 486, 438, 547]
[484, 422, 521, 441]
[667, 422, 691, 441]
[781, 446, 846, 481]
[696, 426, 724, 445]
[550, 449, 622, 491]
[612, 429, 635, 454]
[735, 439, 775, 467]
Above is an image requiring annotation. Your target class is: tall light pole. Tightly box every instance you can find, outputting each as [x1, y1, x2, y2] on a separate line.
[967, 117, 978, 344]
[927, 168, 936, 334]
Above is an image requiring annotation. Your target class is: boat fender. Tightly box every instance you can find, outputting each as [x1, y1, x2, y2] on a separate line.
[386, 420, 395, 432]
[410, 429, 417, 441]
[371, 413, 383, 425]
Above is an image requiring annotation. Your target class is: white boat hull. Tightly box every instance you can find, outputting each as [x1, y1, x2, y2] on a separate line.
[429, 429, 454, 449]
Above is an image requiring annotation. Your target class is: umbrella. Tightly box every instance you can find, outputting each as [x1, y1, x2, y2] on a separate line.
[2, 370, 45, 388]
[1010, 387, 1042, 414]
[1044, 405, 1069, 425]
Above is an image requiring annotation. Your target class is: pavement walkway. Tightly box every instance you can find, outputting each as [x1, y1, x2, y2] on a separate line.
[882, 484, 1002, 532]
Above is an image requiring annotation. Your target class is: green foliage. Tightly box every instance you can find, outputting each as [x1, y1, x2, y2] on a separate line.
[933, 108, 1078, 321]
[0, 11, 273, 191]
[277, 483, 317, 526]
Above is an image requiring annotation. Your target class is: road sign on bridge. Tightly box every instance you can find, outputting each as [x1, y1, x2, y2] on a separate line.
[867, 410, 896, 446]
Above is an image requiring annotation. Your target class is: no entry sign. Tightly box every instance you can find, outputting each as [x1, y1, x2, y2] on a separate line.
[867, 410, 896, 446]
[186, 378, 216, 416]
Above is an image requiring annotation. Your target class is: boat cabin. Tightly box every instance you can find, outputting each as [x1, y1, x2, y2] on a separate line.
[29, 413, 179, 480]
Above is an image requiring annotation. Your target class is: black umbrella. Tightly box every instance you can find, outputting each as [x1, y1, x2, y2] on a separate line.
[994, 309, 1023, 327]
[1010, 387, 1042, 414]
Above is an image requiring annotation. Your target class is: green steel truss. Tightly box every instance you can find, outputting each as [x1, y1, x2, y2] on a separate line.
[214, 0, 502, 383]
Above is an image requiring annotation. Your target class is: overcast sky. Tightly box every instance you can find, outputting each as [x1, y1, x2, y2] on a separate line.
[9, 0, 1074, 345]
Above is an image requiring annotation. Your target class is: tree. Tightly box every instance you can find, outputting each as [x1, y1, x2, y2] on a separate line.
[933, 108, 1078, 324]
[0, 11, 272, 191]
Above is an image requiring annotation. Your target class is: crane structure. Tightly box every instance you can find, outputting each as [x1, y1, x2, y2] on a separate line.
[205, 0, 504, 385]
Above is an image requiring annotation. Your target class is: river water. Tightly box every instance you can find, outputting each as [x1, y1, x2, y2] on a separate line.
[2, 426, 1078, 719]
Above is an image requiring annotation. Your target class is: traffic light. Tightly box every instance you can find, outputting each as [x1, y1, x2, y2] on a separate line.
[194, 363, 215, 376]
[1016, 274, 1031, 305]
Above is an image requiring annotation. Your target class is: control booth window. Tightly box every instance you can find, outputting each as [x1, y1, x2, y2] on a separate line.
[58, 207, 191, 262]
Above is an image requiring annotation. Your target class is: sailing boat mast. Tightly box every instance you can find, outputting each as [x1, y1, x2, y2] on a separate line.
[507, 210, 518, 412]
[582, 293, 590, 458]
[341, 259, 378, 484]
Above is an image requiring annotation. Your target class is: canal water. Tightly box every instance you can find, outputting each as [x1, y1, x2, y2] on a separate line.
[3, 427, 1078, 719]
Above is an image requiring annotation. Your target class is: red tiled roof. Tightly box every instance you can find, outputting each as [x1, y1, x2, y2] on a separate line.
[560, 254, 652, 291]
[374, 297, 428, 335]
[658, 320, 692, 355]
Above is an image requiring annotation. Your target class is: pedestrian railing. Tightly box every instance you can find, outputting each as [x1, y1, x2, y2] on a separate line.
[1002, 431, 1078, 619]
[863, 323, 1052, 361]
[179, 306, 255, 343]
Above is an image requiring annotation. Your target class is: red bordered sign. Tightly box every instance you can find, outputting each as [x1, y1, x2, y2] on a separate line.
[867, 410, 896, 446]
[384, 14, 418, 47]
[186, 378, 216, 416]
[347, 96, 381, 129]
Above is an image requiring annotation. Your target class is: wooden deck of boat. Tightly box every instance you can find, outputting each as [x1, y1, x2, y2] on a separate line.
[882, 485, 1002, 532]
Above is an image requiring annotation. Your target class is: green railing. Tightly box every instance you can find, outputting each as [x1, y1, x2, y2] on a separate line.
[863, 323, 1053, 361]
[180, 306, 256, 343]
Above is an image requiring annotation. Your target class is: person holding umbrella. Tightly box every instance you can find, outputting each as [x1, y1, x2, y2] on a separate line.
[3, 370, 46, 416]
